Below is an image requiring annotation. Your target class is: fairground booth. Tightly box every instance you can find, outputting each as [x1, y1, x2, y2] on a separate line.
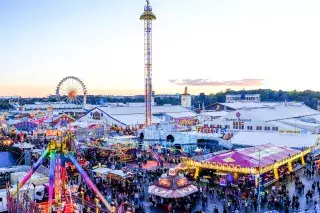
[86, 138, 138, 162]
[182, 143, 311, 187]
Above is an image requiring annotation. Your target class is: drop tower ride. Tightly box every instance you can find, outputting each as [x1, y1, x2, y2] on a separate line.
[140, 0, 156, 126]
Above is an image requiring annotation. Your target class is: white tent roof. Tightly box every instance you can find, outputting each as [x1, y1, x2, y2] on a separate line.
[13, 143, 34, 149]
[267, 121, 309, 132]
[200, 111, 230, 117]
[221, 102, 280, 110]
[165, 111, 197, 119]
[111, 114, 161, 125]
[92, 167, 112, 175]
[109, 170, 126, 177]
[230, 132, 318, 148]
[98, 105, 190, 115]
[242, 105, 319, 122]
[211, 105, 320, 125]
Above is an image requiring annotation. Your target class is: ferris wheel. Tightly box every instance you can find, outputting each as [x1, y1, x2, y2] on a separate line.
[56, 76, 87, 105]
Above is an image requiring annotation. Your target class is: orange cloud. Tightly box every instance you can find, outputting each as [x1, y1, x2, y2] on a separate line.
[169, 78, 264, 87]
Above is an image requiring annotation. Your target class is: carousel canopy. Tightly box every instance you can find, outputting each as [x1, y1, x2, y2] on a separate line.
[148, 170, 198, 198]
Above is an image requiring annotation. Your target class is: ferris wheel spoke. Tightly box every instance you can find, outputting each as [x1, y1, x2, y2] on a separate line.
[71, 79, 76, 90]
[62, 96, 69, 103]
[61, 84, 69, 93]
[77, 96, 83, 104]
[72, 82, 80, 92]
[75, 87, 82, 94]
[66, 80, 72, 90]
[60, 87, 69, 93]
[75, 97, 81, 105]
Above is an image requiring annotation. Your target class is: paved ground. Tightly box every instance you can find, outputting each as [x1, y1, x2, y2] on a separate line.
[143, 169, 320, 213]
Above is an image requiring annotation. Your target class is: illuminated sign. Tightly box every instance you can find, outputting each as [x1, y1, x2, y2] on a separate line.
[176, 118, 197, 126]
[45, 130, 62, 136]
[196, 127, 226, 134]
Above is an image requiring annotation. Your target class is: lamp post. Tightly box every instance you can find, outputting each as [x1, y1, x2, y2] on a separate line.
[16, 180, 19, 213]
[95, 197, 100, 213]
[80, 190, 84, 213]
[258, 150, 261, 213]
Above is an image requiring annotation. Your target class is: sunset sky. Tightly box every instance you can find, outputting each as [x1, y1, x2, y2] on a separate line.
[0, 0, 320, 97]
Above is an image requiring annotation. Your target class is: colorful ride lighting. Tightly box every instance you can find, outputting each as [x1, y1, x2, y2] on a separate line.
[67, 90, 77, 100]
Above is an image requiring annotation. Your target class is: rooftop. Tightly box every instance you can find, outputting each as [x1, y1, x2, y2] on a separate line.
[98, 105, 191, 116]
[230, 131, 318, 149]
[205, 143, 301, 168]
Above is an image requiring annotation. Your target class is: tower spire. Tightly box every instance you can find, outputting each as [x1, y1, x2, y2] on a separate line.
[140, 0, 156, 126]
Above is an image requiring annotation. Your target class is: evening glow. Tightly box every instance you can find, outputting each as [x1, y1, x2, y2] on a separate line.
[0, 0, 320, 97]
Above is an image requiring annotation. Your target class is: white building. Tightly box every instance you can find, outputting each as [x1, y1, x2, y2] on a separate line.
[76, 105, 196, 128]
[226, 94, 260, 103]
[201, 103, 320, 134]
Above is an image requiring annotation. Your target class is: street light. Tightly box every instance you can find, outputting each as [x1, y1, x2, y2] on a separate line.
[258, 150, 261, 213]
[95, 197, 100, 213]
[80, 190, 84, 211]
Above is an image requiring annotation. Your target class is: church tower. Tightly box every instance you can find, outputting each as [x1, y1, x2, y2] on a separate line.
[181, 86, 192, 108]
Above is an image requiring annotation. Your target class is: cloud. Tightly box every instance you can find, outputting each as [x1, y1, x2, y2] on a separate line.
[169, 78, 264, 87]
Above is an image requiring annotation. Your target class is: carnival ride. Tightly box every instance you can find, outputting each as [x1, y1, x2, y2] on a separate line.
[56, 76, 87, 106]
[148, 168, 198, 199]
[140, 0, 156, 126]
[7, 134, 115, 213]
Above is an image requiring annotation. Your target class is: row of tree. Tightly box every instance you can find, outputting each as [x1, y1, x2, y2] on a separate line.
[1, 89, 319, 110]
[193, 89, 320, 110]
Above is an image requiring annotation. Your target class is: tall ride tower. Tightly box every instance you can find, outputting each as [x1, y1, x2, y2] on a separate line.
[140, 0, 156, 126]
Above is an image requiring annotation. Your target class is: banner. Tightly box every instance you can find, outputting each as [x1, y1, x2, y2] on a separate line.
[175, 118, 197, 126]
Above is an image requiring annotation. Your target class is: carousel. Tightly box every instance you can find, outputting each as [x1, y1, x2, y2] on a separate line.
[148, 168, 198, 199]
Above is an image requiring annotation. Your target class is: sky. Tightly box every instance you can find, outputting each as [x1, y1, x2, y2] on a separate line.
[0, 0, 320, 97]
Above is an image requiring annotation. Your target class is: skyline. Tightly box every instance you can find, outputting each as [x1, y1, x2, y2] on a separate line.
[1, 0, 320, 97]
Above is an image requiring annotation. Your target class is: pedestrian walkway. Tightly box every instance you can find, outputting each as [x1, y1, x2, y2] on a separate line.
[145, 170, 320, 213]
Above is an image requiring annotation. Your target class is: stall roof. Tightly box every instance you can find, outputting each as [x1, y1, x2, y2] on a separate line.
[205, 143, 300, 168]
[92, 167, 112, 175]
[109, 170, 126, 177]
[13, 143, 34, 149]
